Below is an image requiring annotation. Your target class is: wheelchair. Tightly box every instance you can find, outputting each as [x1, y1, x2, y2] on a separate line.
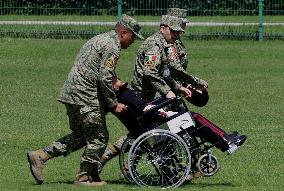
[118, 97, 220, 188]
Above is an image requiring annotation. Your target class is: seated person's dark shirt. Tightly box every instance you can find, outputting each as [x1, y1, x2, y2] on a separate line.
[114, 84, 148, 138]
[114, 84, 168, 138]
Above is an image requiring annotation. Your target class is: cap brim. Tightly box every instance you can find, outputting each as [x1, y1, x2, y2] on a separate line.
[133, 31, 144, 39]
[170, 26, 184, 32]
[182, 18, 190, 23]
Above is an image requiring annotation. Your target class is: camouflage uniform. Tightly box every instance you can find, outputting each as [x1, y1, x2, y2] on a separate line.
[167, 8, 189, 71]
[175, 39, 188, 70]
[27, 14, 143, 185]
[36, 30, 119, 176]
[131, 15, 204, 101]
[167, 8, 207, 89]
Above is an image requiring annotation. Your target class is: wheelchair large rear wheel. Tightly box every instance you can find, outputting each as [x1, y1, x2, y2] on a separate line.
[128, 129, 191, 188]
[119, 135, 135, 183]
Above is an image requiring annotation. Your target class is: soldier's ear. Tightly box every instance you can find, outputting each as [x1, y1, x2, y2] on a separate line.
[121, 30, 128, 34]
[120, 30, 128, 39]
[160, 25, 168, 34]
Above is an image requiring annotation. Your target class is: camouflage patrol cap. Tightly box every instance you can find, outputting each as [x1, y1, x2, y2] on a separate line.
[167, 8, 189, 23]
[119, 14, 144, 39]
[160, 15, 184, 32]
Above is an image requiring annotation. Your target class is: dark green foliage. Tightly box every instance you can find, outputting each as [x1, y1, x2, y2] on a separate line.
[1, 0, 283, 16]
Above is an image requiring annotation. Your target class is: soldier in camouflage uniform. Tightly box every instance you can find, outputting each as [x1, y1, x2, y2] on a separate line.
[131, 14, 207, 101]
[27, 14, 143, 187]
[167, 8, 208, 89]
[167, 8, 189, 70]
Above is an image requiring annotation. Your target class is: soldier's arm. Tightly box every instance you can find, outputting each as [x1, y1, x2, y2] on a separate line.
[98, 48, 119, 109]
[175, 40, 188, 70]
[166, 45, 207, 88]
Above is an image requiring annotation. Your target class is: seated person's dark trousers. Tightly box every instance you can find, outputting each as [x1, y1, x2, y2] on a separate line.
[114, 87, 230, 152]
[190, 112, 231, 152]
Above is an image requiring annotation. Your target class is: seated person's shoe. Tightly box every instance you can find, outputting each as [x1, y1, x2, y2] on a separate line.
[227, 143, 239, 154]
[227, 135, 247, 154]
[228, 134, 247, 146]
[230, 135, 247, 146]
[235, 135, 247, 146]
[229, 131, 239, 138]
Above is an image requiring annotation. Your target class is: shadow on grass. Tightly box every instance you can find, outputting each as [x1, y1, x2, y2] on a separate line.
[182, 181, 235, 188]
[33, 180, 75, 185]
[100, 178, 236, 188]
[39, 178, 132, 186]
[104, 178, 133, 185]
[33, 178, 235, 188]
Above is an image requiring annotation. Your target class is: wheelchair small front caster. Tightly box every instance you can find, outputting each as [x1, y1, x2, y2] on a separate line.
[197, 151, 220, 176]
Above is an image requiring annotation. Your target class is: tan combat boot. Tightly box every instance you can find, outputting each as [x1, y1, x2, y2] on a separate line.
[100, 144, 119, 166]
[27, 149, 51, 184]
[74, 162, 107, 187]
[74, 172, 106, 186]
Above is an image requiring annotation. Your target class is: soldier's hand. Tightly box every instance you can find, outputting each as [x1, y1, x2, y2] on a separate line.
[113, 103, 127, 114]
[166, 91, 176, 99]
[179, 86, 192, 98]
[200, 79, 208, 89]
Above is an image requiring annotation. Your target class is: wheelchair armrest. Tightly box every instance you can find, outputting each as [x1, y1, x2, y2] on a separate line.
[143, 97, 181, 115]
[148, 96, 166, 105]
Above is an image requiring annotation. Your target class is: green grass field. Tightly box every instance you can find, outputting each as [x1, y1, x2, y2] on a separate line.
[0, 38, 283, 191]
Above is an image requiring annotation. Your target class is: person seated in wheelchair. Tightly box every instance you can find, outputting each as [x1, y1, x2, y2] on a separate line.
[112, 77, 172, 138]
[112, 77, 247, 154]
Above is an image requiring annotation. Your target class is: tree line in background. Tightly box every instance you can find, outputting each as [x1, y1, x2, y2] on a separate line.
[1, 0, 283, 15]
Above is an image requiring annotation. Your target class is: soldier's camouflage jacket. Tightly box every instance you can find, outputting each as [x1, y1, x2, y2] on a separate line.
[131, 32, 202, 101]
[58, 30, 120, 113]
[175, 39, 188, 70]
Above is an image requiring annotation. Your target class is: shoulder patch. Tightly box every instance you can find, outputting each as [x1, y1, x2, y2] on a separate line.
[167, 46, 178, 62]
[105, 55, 117, 68]
[144, 54, 156, 69]
[144, 60, 154, 69]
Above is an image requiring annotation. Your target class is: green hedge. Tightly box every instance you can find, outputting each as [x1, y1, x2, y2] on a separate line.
[1, 0, 284, 16]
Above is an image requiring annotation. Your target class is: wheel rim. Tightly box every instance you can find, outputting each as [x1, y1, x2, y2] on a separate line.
[119, 136, 134, 183]
[128, 129, 191, 188]
[197, 154, 220, 176]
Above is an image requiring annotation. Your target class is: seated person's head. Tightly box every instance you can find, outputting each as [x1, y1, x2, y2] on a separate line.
[112, 77, 127, 91]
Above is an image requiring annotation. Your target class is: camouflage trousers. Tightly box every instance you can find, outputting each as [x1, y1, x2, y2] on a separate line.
[44, 104, 109, 171]
[100, 135, 128, 166]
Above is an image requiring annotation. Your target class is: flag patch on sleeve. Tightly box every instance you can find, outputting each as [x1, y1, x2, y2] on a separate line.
[167, 46, 177, 62]
[144, 54, 156, 69]
[167, 47, 176, 54]
[145, 55, 156, 61]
